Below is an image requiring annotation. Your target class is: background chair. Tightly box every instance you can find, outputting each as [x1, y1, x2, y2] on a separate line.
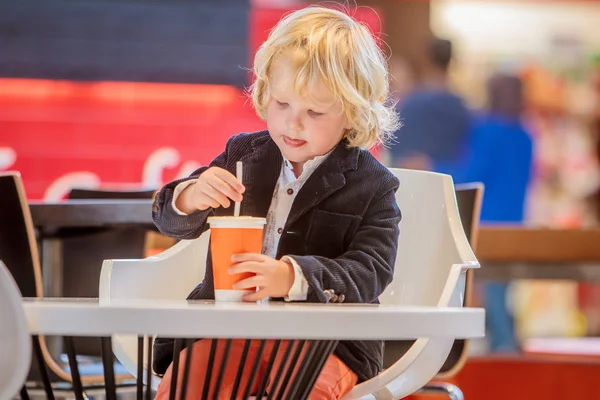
[0, 171, 62, 395]
[0, 171, 133, 396]
[0, 260, 32, 400]
[100, 168, 481, 398]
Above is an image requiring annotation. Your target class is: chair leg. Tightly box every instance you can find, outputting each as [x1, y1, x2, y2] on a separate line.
[20, 386, 30, 400]
[417, 382, 464, 400]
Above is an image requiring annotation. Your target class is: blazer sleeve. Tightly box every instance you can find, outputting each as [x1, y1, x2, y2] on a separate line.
[291, 175, 401, 303]
[152, 137, 234, 239]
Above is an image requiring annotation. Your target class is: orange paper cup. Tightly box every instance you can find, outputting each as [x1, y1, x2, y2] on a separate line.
[208, 216, 266, 302]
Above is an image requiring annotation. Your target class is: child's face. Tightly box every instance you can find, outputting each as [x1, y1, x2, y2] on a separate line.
[266, 55, 350, 169]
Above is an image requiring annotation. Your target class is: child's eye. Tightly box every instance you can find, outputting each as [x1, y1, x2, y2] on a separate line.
[276, 101, 289, 107]
[308, 110, 325, 117]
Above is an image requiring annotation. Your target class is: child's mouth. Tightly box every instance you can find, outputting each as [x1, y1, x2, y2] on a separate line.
[283, 136, 306, 148]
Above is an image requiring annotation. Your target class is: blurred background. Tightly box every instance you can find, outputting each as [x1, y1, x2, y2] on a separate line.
[2, 0, 600, 398]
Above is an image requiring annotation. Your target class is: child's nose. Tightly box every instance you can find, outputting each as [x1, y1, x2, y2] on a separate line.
[288, 115, 303, 133]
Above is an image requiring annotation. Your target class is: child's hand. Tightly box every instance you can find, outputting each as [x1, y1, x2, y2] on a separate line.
[229, 254, 295, 302]
[177, 167, 245, 214]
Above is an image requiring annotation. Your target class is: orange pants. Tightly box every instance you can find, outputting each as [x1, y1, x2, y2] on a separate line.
[155, 339, 358, 400]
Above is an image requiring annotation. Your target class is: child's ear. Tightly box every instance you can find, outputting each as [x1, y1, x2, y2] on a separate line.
[342, 128, 353, 143]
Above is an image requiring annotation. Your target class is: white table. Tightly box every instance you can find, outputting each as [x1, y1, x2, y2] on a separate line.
[22, 298, 485, 399]
[23, 298, 485, 340]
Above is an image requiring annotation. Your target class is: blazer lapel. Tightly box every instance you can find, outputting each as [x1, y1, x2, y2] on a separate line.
[285, 141, 359, 229]
[239, 133, 282, 218]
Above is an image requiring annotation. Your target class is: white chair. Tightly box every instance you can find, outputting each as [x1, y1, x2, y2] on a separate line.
[99, 169, 480, 398]
[0, 261, 32, 400]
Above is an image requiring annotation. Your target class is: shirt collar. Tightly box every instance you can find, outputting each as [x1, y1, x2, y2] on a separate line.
[282, 150, 333, 181]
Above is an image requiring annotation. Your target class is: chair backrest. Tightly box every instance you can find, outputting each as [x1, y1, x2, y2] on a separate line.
[437, 182, 483, 376]
[0, 172, 71, 382]
[0, 172, 42, 298]
[380, 169, 478, 307]
[454, 182, 484, 252]
[68, 188, 156, 200]
[0, 260, 32, 400]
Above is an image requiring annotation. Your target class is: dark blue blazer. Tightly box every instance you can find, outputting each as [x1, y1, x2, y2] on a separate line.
[151, 130, 401, 382]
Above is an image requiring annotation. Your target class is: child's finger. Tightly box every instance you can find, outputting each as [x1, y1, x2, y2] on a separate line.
[243, 289, 268, 302]
[213, 168, 245, 193]
[197, 193, 220, 209]
[209, 177, 243, 202]
[228, 261, 263, 275]
[201, 184, 231, 208]
[233, 275, 263, 290]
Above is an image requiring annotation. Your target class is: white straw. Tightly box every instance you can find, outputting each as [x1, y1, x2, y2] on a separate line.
[234, 161, 242, 217]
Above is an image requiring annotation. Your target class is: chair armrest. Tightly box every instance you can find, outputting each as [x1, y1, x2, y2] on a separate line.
[98, 230, 210, 390]
[438, 262, 480, 308]
[99, 230, 210, 302]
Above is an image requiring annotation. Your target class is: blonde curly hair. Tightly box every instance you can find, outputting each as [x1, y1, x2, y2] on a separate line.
[250, 6, 399, 149]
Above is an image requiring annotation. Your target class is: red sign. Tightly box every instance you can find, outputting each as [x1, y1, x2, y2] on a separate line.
[0, 5, 382, 200]
[0, 79, 266, 200]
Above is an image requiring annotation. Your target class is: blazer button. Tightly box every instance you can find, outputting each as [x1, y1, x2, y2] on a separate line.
[336, 294, 345, 303]
[323, 289, 335, 301]
[331, 294, 339, 303]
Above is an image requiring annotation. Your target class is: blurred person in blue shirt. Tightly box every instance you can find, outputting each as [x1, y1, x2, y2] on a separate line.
[464, 73, 533, 352]
[388, 37, 471, 180]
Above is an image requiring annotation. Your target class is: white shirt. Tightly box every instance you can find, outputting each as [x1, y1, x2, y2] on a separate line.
[171, 153, 331, 301]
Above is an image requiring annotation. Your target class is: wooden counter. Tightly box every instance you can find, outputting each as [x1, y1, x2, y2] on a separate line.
[477, 226, 600, 263]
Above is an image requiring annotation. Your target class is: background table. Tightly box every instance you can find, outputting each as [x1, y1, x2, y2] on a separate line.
[29, 199, 155, 297]
[476, 227, 600, 282]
